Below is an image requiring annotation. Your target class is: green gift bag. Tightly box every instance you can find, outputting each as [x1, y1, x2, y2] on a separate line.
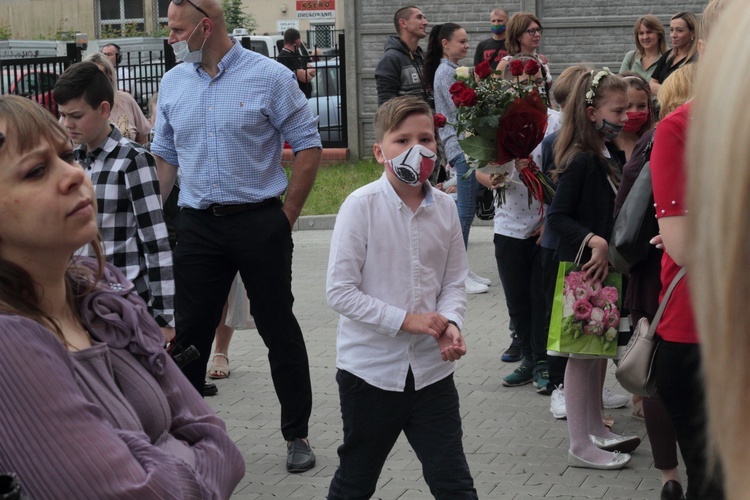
[547, 261, 622, 358]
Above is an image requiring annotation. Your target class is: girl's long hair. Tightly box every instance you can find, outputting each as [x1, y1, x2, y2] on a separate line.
[552, 70, 628, 181]
[424, 22, 463, 92]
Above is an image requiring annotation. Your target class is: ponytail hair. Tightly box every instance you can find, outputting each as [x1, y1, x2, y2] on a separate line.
[552, 69, 628, 180]
[424, 22, 463, 92]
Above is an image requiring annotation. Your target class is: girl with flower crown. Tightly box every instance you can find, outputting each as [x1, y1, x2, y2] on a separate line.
[0, 95, 244, 497]
[545, 69, 641, 470]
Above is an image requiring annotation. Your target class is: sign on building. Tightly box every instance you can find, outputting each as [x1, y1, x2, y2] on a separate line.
[278, 20, 300, 33]
[296, 0, 335, 20]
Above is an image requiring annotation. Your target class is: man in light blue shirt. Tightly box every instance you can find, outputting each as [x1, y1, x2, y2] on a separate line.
[151, 0, 321, 473]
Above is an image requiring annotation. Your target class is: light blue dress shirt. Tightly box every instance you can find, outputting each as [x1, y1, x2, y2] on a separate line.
[151, 41, 322, 209]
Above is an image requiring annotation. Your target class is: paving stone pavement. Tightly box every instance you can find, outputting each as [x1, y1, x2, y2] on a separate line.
[207, 224, 671, 500]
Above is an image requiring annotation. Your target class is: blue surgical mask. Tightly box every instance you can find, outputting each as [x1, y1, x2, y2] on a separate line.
[171, 21, 206, 63]
[491, 24, 506, 35]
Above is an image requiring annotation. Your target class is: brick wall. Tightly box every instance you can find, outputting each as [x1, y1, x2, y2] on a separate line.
[348, 0, 707, 158]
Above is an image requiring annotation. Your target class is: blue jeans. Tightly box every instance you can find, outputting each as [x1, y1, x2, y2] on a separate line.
[452, 153, 478, 249]
[328, 370, 477, 499]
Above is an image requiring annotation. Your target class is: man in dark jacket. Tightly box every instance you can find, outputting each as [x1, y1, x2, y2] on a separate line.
[375, 6, 429, 107]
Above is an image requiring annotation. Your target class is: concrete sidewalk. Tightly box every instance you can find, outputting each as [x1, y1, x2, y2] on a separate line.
[208, 225, 668, 499]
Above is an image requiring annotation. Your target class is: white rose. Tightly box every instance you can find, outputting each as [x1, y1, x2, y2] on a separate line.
[455, 66, 470, 79]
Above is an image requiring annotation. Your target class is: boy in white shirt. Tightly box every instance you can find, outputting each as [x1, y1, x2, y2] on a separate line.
[326, 95, 477, 499]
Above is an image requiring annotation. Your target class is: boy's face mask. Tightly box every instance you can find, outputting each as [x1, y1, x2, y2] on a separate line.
[385, 145, 436, 186]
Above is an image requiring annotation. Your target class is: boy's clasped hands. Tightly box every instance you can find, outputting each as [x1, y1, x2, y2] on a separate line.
[401, 313, 467, 362]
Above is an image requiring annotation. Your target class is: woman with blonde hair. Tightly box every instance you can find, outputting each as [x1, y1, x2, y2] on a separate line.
[0, 94, 244, 497]
[85, 52, 151, 144]
[657, 64, 697, 120]
[614, 62, 697, 500]
[648, 1, 726, 498]
[649, 11, 699, 95]
[689, 0, 746, 498]
[620, 15, 667, 80]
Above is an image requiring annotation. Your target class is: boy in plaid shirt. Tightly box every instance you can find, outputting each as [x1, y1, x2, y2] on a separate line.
[54, 61, 175, 341]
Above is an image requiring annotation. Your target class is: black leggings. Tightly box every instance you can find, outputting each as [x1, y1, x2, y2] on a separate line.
[654, 339, 724, 499]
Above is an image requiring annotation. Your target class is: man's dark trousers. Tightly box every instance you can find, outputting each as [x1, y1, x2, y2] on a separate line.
[174, 200, 312, 440]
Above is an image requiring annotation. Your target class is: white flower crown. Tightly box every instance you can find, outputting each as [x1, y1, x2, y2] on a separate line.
[585, 67, 612, 105]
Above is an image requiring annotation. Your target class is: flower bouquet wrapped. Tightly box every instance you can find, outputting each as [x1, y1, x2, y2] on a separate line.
[451, 57, 554, 212]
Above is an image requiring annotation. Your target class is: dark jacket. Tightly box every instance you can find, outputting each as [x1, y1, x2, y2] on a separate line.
[375, 36, 428, 107]
[547, 151, 617, 263]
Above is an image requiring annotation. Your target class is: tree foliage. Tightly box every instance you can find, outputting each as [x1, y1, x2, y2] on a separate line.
[222, 0, 258, 33]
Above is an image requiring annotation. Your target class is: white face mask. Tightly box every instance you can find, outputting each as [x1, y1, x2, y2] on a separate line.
[172, 21, 206, 63]
[384, 144, 437, 186]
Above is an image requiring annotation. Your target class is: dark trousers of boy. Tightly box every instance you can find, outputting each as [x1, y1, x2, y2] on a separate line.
[327, 369, 477, 499]
[173, 200, 313, 440]
[494, 234, 547, 365]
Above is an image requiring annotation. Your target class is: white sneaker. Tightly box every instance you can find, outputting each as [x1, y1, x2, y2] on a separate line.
[465, 275, 489, 294]
[603, 388, 629, 409]
[550, 385, 566, 419]
[468, 270, 491, 286]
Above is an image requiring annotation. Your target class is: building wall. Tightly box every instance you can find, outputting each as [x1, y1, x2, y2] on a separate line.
[245, 1, 344, 35]
[0, 0, 95, 40]
[347, 0, 708, 158]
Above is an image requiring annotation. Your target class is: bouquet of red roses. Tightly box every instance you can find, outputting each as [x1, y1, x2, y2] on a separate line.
[450, 57, 555, 211]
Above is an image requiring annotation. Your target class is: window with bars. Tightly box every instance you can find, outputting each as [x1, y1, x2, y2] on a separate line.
[99, 0, 146, 36]
[311, 23, 334, 49]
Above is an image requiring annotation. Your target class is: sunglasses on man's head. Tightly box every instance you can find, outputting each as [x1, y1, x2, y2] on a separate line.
[172, 0, 210, 19]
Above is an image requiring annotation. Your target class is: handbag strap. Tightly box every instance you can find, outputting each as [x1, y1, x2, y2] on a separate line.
[648, 267, 688, 336]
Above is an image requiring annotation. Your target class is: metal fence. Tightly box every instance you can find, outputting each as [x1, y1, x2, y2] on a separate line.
[0, 34, 347, 148]
[0, 43, 82, 117]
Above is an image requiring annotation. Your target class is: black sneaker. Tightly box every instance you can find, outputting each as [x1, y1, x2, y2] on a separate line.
[501, 336, 522, 362]
[287, 438, 316, 473]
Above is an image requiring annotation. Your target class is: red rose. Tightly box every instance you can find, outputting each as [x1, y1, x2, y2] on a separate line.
[457, 88, 478, 107]
[509, 59, 524, 77]
[451, 94, 462, 107]
[449, 81, 468, 95]
[524, 59, 540, 77]
[433, 113, 447, 128]
[475, 60, 492, 79]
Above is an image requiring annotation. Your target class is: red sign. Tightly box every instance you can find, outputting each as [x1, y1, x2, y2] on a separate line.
[296, 0, 335, 10]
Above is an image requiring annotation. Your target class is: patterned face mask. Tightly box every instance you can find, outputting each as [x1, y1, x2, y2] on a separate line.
[384, 145, 436, 186]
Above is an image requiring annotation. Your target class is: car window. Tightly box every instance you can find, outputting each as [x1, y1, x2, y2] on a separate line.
[310, 67, 339, 98]
[39, 73, 57, 92]
[248, 41, 269, 56]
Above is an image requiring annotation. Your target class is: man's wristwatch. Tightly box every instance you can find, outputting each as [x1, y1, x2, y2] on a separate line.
[447, 320, 460, 332]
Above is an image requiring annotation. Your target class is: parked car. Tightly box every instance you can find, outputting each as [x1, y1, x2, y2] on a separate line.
[307, 57, 342, 144]
[1, 68, 59, 115]
[130, 58, 164, 115]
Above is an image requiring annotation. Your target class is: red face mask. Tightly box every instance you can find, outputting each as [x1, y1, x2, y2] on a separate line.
[623, 111, 649, 132]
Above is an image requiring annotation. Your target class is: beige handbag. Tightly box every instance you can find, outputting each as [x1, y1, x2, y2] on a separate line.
[615, 267, 687, 397]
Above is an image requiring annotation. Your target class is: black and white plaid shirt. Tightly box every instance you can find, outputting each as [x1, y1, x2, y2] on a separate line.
[76, 126, 175, 328]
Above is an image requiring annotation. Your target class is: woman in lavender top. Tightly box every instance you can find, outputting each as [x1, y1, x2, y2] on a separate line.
[0, 95, 244, 498]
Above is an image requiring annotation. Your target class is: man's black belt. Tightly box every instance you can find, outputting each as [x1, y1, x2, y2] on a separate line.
[203, 198, 279, 216]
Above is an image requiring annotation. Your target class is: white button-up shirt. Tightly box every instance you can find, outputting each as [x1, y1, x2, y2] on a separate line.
[326, 174, 469, 392]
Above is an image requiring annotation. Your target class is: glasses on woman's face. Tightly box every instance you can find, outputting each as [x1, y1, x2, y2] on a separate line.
[524, 27, 543, 36]
[172, 0, 210, 19]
